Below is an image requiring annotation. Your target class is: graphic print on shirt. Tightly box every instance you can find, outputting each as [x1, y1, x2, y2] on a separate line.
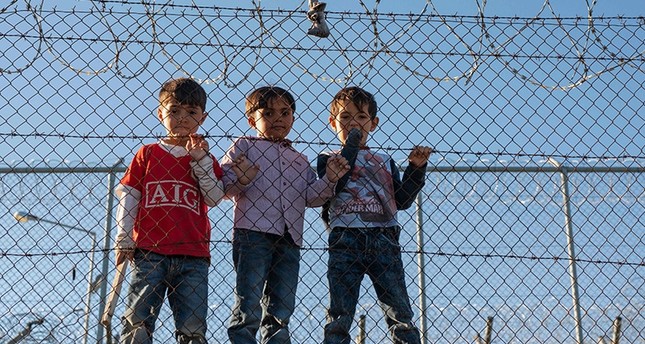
[144, 180, 201, 215]
[334, 151, 396, 223]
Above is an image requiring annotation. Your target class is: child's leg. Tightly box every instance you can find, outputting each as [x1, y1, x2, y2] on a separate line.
[228, 229, 275, 344]
[324, 229, 366, 344]
[120, 250, 170, 344]
[367, 229, 421, 344]
[167, 256, 209, 344]
[259, 234, 300, 343]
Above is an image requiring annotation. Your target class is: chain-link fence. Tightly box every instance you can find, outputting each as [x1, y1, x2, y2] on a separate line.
[1, 1, 643, 343]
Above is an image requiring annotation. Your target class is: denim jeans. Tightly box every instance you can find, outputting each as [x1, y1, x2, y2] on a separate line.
[324, 227, 421, 344]
[120, 249, 209, 344]
[228, 229, 301, 344]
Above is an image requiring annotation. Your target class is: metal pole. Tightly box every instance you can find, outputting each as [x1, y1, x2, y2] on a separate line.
[96, 159, 123, 344]
[83, 233, 97, 344]
[415, 192, 427, 344]
[548, 158, 584, 344]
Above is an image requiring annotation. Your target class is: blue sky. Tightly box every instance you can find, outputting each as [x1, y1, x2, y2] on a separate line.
[0, 1, 643, 342]
[2, 0, 643, 167]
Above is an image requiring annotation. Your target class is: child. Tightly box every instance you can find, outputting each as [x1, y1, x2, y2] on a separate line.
[114, 77, 256, 344]
[317, 86, 432, 344]
[220, 86, 350, 344]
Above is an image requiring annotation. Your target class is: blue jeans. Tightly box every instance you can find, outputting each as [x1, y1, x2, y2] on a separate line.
[324, 227, 421, 344]
[228, 229, 301, 344]
[120, 249, 209, 344]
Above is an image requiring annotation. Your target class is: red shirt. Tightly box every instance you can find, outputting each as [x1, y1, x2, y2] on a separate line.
[121, 143, 223, 257]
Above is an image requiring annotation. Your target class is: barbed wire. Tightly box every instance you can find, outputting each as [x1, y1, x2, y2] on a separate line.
[81, 0, 645, 20]
[3, 30, 642, 62]
[2, 131, 643, 160]
[1, 2, 643, 88]
[1, 242, 642, 268]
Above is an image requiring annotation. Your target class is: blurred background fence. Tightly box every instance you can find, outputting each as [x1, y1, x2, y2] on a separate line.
[0, 1, 643, 343]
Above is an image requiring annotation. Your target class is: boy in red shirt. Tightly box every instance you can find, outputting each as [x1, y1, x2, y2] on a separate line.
[114, 78, 256, 343]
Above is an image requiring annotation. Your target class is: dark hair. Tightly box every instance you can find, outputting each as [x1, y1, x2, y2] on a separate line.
[159, 78, 207, 111]
[330, 86, 377, 119]
[245, 86, 296, 116]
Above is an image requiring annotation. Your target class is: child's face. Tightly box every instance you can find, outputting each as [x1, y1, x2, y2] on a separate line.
[158, 99, 207, 144]
[329, 100, 378, 146]
[248, 97, 294, 140]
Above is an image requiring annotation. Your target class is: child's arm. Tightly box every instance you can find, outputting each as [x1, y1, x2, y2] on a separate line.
[187, 134, 225, 206]
[324, 155, 350, 183]
[312, 155, 349, 225]
[316, 154, 334, 225]
[394, 146, 432, 209]
[114, 184, 139, 261]
[304, 165, 335, 208]
[305, 155, 349, 208]
[309, 155, 349, 208]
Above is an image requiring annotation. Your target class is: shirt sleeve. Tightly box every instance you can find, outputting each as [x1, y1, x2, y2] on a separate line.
[120, 146, 147, 191]
[114, 183, 140, 250]
[316, 153, 333, 225]
[305, 165, 335, 208]
[190, 154, 225, 207]
[220, 138, 248, 198]
[393, 159, 427, 210]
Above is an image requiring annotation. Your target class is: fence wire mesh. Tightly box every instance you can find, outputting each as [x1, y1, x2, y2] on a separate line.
[0, 1, 643, 343]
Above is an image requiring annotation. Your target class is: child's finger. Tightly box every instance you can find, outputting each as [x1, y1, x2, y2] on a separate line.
[412, 146, 431, 157]
[234, 153, 247, 162]
[329, 158, 343, 170]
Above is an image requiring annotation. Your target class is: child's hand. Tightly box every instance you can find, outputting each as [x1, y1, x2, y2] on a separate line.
[187, 134, 209, 161]
[115, 248, 134, 265]
[409, 146, 432, 167]
[325, 155, 350, 182]
[232, 153, 260, 185]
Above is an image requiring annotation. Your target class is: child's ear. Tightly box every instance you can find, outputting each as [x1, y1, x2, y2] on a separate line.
[199, 111, 208, 125]
[370, 117, 379, 131]
[157, 107, 164, 122]
[247, 115, 257, 129]
[329, 116, 338, 131]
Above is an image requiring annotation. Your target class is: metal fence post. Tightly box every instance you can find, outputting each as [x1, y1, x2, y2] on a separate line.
[83, 232, 97, 344]
[96, 159, 123, 344]
[548, 158, 584, 344]
[415, 192, 427, 344]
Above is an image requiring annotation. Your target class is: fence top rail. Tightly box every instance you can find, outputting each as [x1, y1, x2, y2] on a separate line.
[0, 164, 642, 174]
[428, 165, 645, 173]
[0, 159, 126, 174]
